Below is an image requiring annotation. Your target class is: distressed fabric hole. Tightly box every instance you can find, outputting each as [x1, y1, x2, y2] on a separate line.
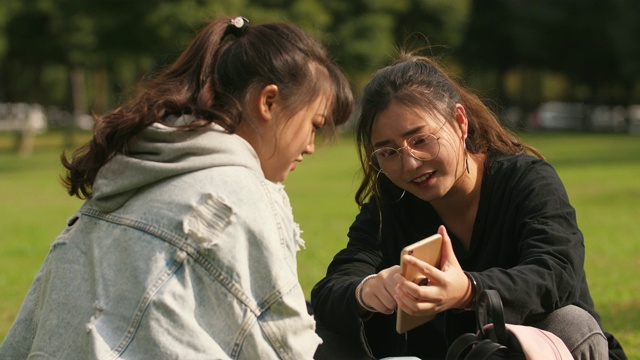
[183, 193, 234, 247]
[293, 222, 306, 251]
[67, 216, 79, 226]
[50, 239, 68, 251]
[174, 250, 187, 262]
[85, 301, 105, 332]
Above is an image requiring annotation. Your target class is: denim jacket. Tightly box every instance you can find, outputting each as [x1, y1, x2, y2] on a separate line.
[0, 119, 321, 359]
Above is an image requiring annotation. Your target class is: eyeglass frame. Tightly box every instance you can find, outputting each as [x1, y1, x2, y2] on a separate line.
[369, 132, 442, 173]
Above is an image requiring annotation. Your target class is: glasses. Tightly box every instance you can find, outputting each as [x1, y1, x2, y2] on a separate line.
[370, 133, 440, 173]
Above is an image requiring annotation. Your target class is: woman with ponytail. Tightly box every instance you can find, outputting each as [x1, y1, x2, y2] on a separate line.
[0, 16, 353, 359]
[311, 52, 626, 360]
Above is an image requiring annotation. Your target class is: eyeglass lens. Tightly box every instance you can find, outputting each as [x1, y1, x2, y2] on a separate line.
[370, 133, 440, 172]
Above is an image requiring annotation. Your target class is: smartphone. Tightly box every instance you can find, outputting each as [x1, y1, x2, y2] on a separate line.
[395, 233, 443, 334]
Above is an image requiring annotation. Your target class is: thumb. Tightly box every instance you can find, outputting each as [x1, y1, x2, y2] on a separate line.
[438, 225, 461, 270]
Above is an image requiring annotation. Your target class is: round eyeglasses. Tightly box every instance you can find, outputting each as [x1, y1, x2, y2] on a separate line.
[370, 133, 441, 173]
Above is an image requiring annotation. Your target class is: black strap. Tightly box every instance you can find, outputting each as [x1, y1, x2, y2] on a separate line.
[464, 339, 507, 360]
[447, 290, 523, 360]
[476, 289, 508, 345]
[446, 333, 480, 360]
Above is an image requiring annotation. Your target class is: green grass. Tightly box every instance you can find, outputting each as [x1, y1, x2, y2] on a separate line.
[1, 131, 638, 358]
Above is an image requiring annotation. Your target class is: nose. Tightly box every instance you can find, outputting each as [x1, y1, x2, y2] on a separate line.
[304, 137, 315, 155]
[400, 147, 421, 169]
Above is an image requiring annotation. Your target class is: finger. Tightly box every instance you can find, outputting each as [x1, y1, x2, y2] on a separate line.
[401, 254, 438, 278]
[376, 291, 399, 313]
[438, 225, 461, 271]
[367, 296, 396, 314]
[394, 285, 436, 316]
[394, 274, 422, 299]
[394, 285, 421, 314]
[363, 278, 398, 314]
[394, 294, 417, 314]
[395, 273, 440, 303]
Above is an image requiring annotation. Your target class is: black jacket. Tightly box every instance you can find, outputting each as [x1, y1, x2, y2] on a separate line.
[311, 152, 626, 359]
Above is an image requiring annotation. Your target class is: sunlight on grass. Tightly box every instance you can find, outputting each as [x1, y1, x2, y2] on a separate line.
[1, 131, 638, 357]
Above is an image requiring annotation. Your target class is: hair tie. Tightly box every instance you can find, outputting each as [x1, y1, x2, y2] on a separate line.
[226, 16, 249, 38]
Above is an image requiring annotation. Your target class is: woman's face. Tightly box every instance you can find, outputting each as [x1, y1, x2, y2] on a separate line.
[370, 100, 467, 202]
[259, 93, 330, 182]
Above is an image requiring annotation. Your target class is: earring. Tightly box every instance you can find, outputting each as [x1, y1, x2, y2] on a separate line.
[464, 141, 470, 174]
[374, 169, 383, 197]
[375, 169, 405, 203]
[465, 152, 470, 174]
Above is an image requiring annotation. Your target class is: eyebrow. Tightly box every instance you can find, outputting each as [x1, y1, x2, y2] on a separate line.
[373, 126, 425, 148]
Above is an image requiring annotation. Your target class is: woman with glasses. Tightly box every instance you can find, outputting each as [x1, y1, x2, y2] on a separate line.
[310, 52, 626, 360]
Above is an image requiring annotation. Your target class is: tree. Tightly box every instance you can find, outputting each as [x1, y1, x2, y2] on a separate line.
[610, 0, 640, 105]
[319, 0, 471, 93]
[457, 0, 640, 128]
[457, 0, 519, 107]
[393, 0, 471, 52]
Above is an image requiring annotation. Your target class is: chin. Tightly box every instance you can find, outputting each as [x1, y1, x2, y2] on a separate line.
[411, 186, 447, 202]
[270, 172, 289, 183]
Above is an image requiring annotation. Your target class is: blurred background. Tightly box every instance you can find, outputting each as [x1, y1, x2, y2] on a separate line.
[2, 0, 640, 150]
[1, 0, 639, 356]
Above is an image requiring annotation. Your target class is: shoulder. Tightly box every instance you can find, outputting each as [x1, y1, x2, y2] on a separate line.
[483, 152, 570, 205]
[123, 165, 285, 242]
[185, 166, 274, 203]
[486, 152, 560, 185]
[487, 152, 548, 173]
[188, 168, 290, 234]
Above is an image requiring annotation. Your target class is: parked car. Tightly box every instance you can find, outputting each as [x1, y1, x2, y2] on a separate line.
[0, 103, 47, 133]
[536, 101, 588, 131]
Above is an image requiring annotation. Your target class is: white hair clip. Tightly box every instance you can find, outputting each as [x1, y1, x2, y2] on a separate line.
[228, 16, 249, 37]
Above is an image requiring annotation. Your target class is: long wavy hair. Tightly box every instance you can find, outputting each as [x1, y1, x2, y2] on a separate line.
[62, 16, 354, 199]
[354, 52, 542, 206]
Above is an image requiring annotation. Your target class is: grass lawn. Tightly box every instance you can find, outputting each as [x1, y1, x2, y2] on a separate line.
[1, 130, 638, 357]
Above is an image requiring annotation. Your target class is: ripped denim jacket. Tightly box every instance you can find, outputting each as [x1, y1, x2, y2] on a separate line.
[0, 135, 320, 359]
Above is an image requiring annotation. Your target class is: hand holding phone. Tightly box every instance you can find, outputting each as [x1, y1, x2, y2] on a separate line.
[395, 234, 443, 334]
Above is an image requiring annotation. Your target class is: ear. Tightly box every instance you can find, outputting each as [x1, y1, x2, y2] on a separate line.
[257, 84, 280, 123]
[454, 103, 469, 141]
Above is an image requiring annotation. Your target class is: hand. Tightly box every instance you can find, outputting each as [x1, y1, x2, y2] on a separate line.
[393, 225, 473, 317]
[357, 265, 402, 315]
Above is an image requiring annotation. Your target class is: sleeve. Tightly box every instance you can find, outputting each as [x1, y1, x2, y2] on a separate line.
[0, 255, 50, 358]
[470, 159, 586, 324]
[310, 200, 383, 339]
[311, 198, 410, 358]
[250, 278, 322, 360]
[234, 185, 322, 360]
[177, 183, 322, 360]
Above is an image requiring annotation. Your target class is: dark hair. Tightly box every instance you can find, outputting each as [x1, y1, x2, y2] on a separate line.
[354, 52, 542, 206]
[62, 16, 353, 199]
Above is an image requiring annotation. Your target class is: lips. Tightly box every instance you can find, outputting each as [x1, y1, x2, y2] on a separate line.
[411, 171, 435, 186]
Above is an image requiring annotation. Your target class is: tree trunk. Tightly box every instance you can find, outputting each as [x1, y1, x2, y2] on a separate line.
[93, 67, 108, 115]
[15, 65, 43, 156]
[67, 66, 87, 149]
